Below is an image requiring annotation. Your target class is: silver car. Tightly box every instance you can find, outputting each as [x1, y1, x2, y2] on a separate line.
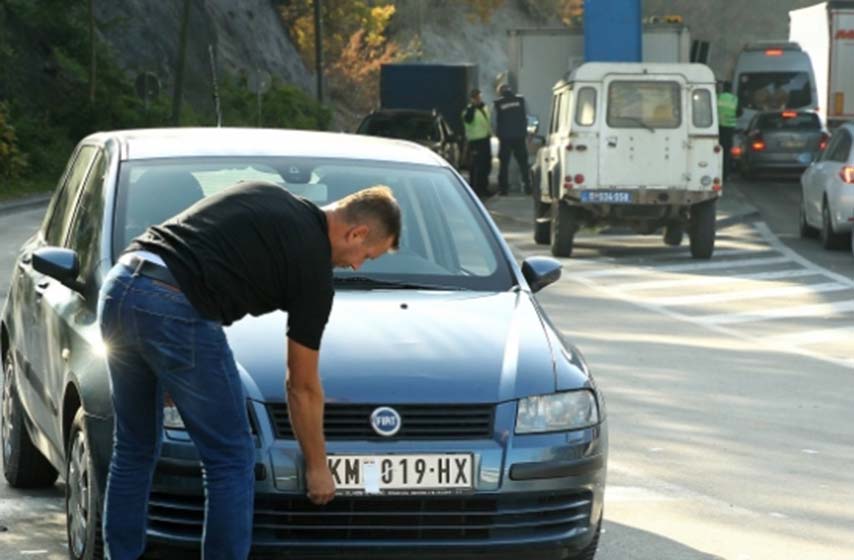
[800, 122, 854, 251]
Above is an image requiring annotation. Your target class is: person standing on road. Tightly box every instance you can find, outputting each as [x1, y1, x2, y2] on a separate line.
[717, 80, 738, 180]
[97, 182, 401, 560]
[462, 88, 492, 198]
[494, 84, 532, 196]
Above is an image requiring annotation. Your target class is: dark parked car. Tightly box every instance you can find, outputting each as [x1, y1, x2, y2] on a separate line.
[357, 108, 463, 169]
[1, 128, 607, 559]
[735, 110, 828, 179]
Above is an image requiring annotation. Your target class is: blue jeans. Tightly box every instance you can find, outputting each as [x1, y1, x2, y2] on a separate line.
[98, 262, 255, 560]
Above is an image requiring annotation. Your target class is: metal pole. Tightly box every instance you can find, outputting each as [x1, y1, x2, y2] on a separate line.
[314, 0, 323, 102]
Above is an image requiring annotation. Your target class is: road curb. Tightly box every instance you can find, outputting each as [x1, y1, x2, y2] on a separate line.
[0, 194, 51, 216]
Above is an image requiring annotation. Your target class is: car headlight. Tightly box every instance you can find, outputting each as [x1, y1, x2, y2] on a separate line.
[515, 391, 599, 434]
[163, 393, 185, 430]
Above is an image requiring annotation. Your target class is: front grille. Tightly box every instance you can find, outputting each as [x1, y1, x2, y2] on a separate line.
[148, 491, 592, 543]
[267, 403, 494, 440]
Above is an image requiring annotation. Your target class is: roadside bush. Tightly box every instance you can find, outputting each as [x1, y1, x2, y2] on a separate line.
[0, 102, 27, 179]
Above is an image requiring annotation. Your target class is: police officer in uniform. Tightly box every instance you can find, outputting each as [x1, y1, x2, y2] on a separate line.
[462, 88, 492, 198]
[717, 80, 738, 179]
[494, 84, 531, 195]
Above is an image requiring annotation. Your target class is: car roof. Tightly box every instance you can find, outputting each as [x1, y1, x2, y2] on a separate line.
[83, 127, 447, 165]
[566, 62, 715, 84]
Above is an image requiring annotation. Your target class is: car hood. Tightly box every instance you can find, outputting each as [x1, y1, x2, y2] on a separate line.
[225, 291, 565, 404]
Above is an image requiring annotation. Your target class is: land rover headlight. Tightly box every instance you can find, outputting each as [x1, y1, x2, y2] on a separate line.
[515, 391, 599, 434]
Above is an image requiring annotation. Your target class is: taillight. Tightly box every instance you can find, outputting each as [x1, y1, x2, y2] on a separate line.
[566, 143, 574, 151]
[563, 175, 574, 190]
[731, 146, 743, 157]
[765, 48, 783, 56]
[574, 174, 585, 185]
[782, 111, 797, 118]
[713, 145, 722, 153]
[819, 133, 829, 151]
[751, 140, 766, 151]
[840, 166, 854, 183]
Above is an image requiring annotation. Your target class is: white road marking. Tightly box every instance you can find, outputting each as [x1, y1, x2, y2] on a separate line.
[575, 256, 791, 278]
[613, 268, 820, 292]
[697, 300, 854, 325]
[761, 327, 854, 347]
[755, 222, 854, 289]
[643, 282, 850, 307]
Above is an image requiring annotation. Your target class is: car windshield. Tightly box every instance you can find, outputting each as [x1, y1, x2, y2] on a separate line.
[607, 81, 681, 129]
[737, 72, 812, 111]
[360, 114, 438, 141]
[755, 112, 820, 131]
[113, 157, 514, 291]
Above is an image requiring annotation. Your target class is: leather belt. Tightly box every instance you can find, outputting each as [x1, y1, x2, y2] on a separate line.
[120, 254, 179, 289]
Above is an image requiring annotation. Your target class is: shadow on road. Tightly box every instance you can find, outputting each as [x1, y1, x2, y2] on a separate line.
[600, 521, 725, 560]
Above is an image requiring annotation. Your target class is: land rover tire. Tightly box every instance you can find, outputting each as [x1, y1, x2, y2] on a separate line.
[551, 200, 577, 258]
[689, 199, 716, 259]
[663, 223, 684, 247]
[2, 348, 59, 488]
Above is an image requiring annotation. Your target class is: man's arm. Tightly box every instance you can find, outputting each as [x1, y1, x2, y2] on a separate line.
[286, 337, 335, 505]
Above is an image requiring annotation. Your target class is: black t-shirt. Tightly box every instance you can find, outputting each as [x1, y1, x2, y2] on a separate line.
[494, 94, 528, 140]
[128, 181, 333, 350]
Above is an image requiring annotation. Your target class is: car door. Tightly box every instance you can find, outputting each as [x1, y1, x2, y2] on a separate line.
[545, 90, 567, 198]
[16, 145, 97, 441]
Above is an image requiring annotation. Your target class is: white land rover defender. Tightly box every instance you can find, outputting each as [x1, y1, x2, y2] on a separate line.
[532, 63, 723, 259]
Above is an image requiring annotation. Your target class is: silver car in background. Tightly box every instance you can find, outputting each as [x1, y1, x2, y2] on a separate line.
[800, 122, 854, 252]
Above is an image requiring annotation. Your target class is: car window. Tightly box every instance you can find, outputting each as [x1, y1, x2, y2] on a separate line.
[43, 145, 97, 246]
[362, 114, 437, 142]
[755, 112, 821, 130]
[66, 151, 107, 283]
[575, 87, 597, 127]
[549, 94, 560, 135]
[114, 157, 514, 291]
[828, 131, 852, 163]
[737, 72, 812, 111]
[691, 89, 714, 128]
[551, 93, 563, 135]
[607, 81, 681, 129]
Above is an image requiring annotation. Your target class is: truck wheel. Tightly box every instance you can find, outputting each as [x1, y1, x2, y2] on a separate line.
[689, 199, 716, 259]
[821, 201, 846, 250]
[534, 198, 551, 245]
[66, 408, 104, 560]
[550, 200, 577, 258]
[2, 348, 59, 488]
[663, 223, 684, 247]
[799, 201, 818, 239]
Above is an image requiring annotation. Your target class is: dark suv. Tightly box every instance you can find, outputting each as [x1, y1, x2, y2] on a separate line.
[736, 111, 828, 179]
[357, 109, 462, 169]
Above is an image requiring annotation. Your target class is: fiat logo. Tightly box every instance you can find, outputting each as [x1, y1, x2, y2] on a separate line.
[370, 407, 401, 437]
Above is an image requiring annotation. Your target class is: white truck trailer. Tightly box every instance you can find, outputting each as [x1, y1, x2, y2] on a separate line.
[790, 1, 854, 128]
[507, 23, 692, 129]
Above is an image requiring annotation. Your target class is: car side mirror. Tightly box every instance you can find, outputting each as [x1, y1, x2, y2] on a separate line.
[521, 256, 562, 293]
[32, 247, 85, 293]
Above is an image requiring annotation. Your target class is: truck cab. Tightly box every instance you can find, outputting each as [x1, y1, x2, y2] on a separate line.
[533, 62, 722, 259]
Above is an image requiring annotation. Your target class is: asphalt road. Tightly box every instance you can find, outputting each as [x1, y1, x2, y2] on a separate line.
[1, 180, 852, 559]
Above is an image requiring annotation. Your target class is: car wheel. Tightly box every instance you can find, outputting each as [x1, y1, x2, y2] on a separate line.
[689, 199, 716, 259]
[568, 515, 602, 560]
[821, 201, 846, 250]
[663, 223, 684, 247]
[66, 408, 104, 560]
[533, 197, 551, 245]
[799, 200, 818, 239]
[2, 349, 59, 488]
[550, 200, 577, 257]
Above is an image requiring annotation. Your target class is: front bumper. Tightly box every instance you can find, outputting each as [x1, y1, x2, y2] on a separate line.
[145, 400, 607, 557]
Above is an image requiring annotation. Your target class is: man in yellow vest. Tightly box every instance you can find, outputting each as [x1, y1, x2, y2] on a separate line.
[717, 80, 738, 180]
[462, 88, 492, 198]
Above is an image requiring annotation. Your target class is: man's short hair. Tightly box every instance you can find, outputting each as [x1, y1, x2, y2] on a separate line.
[470, 88, 481, 98]
[336, 185, 401, 249]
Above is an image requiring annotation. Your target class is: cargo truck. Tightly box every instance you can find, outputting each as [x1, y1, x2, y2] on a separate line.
[507, 23, 692, 130]
[790, 1, 854, 129]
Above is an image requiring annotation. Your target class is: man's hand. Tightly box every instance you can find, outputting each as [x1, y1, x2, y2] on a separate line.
[306, 463, 336, 505]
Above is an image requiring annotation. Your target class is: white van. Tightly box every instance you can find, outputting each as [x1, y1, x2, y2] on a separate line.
[533, 62, 722, 259]
[732, 42, 818, 131]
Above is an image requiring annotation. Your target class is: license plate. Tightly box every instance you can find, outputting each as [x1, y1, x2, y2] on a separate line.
[782, 140, 806, 149]
[581, 190, 633, 204]
[328, 454, 473, 495]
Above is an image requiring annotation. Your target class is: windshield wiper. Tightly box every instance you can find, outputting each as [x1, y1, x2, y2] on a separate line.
[334, 276, 465, 291]
[618, 116, 656, 133]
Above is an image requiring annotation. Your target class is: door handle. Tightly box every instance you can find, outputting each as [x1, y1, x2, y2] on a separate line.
[35, 279, 50, 297]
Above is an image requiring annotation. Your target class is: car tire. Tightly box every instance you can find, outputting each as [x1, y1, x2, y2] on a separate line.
[534, 197, 551, 245]
[2, 349, 59, 488]
[550, 200, 577, 258]
[821, 201, 846, 250]
[568, 515, 602, 560]
[689, 199, 716, 260]
[66, 408, 104, 560]
[799, 200, 818, 239]
[663, 223, 684, 247]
